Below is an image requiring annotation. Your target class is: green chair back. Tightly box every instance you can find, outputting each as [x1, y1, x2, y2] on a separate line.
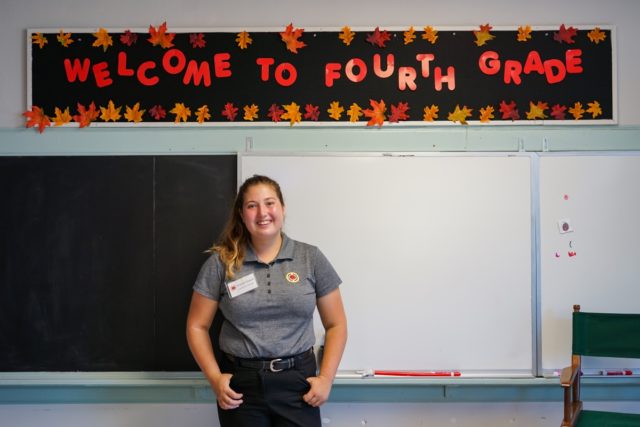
[573, 311, 640, 358]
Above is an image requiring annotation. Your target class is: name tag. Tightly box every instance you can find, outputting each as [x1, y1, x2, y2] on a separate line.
[226, 273, 258, 298]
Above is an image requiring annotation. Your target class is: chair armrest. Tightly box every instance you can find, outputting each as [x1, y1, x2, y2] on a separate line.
[560, 365, 579, 387]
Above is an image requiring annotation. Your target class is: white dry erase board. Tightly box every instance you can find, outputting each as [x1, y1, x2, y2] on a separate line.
[240, 153, 534, 375]
[539, 153, 640, 375]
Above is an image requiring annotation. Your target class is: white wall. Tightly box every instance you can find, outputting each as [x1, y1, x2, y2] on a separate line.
[2, 0, 640, 127]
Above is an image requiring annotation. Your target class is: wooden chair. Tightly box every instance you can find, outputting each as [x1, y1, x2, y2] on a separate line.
[561, 304, 640, 427]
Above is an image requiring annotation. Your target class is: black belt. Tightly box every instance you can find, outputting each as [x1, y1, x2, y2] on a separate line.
[226, 348, 313, 373]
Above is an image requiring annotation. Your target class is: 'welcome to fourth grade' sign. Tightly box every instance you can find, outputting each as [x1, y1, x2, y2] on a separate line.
[26, 24, 615, 130]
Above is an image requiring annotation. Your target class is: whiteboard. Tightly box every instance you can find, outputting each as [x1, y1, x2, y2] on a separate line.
[240, 153, 534, 375]
[539, 153, 640, 374]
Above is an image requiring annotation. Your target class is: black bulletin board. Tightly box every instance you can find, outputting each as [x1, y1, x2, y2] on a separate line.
[0, 155, 236, 371]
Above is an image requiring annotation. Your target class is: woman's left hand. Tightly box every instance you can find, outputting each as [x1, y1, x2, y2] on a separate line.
[303, 375, 333, 407]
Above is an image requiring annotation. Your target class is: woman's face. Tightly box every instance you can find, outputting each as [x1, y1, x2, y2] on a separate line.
[240, 183, 285, 242]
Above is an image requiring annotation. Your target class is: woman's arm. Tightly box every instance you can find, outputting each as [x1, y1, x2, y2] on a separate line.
[186, 291, 243, 409]
[303, 288, 347, 407]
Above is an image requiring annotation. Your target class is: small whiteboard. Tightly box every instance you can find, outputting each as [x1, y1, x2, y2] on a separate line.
[240, 153, 534, 375]
[540, 153, 640, 374]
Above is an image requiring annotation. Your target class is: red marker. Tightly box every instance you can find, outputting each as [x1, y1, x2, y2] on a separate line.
[601, 369, 633, 376]
[374, 370, 461, 377]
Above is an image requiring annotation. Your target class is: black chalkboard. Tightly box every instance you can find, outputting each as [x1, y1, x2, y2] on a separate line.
[0, 155, 236, 371]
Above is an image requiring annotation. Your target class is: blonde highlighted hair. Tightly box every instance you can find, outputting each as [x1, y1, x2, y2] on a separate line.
[209, 175, 284, 279]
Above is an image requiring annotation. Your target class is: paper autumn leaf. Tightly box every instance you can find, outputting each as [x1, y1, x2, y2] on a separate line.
[148, 22, 175, 48]
[327, 101, 344, 120]
[120, 30, 138, 46]
[189, 33, 206, 48]
[363, 99, 386, 127]
[92, 28, 113, 52]
[422, 26, 438, 44]
[196, 105, 211, 123]
[304, 104, 320, 121]
[474, 24, 495, 47]
[53, 107, 72, 126]
[568, 102, 585, 120]
[149, 105, 166, 120]
[339, 26, 355, 46]
[282, 102, 302, 126]
[73, 102, 99, 128]
[280, 23, 306, 54]
[124, 103, 145, 123]
[403, 26, 416, 45]
[526, 101, 548, 120]
[366, 27, 391, 48]
[268, 104, 284, 122]
[23, 106, 51, 133]
[100, 100, 122, 122]
[587, 100, 603, 118]
[236, 31, 252, 49]
[479, 106, 495, 123]
[499, 100, 520, 120]
[554, 24, 577, 44]
[222, 103, 239, 121]
[587, 27, 607, 44]
[31, 33, 48, 49]
[423, 105, 439, 121]
[388, 102, 410, 123]
[243, 104, 259, 121]
[550, 104, 567, 120]
[347, 103, 363, 122]
[517, 26, 532, 42]
[448, 105, 473, 125]
[57, 30, 73, 47]
[170, 103, 191, 123]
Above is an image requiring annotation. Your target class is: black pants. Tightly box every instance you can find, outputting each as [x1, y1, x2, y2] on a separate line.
[217, 351, 321, 427]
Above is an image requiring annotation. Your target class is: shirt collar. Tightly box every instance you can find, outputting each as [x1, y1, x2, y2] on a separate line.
[244, 233, 294, 263]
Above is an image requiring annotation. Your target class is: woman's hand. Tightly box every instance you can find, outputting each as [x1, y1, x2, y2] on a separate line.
[212, 373, 243, 410]
[303, 375, 333, 407]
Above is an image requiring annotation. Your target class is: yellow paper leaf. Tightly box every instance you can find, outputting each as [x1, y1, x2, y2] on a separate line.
[282, 102, 302, 126]
[587, 27, 607, 44]
[404, 26, 416, 45]
[92, 28, 113, 52]
[339, 26, 355, 46]
[448, 105, 473, 124]
[474, 24, 495, 47]
[53, 107, 72, 126]
[422, 105, 439, 121]
[327, 101, 344, 120]
[170, 103, 191, 123]
[243, 104, 259, 121]
[422, 26, 438, 44]
[124, 103, 145, 123]
[32, 33, 48, 49]
[517, 25, 532, 42]
[57, 30, 74, 47]
[347, 103, 363, 122]
[100, 100, 122, 122]
[236, 31, 252, 49]
[526, 101, 548, 120]
[568, 102, 585, 120]
[587, 100, 602, 118]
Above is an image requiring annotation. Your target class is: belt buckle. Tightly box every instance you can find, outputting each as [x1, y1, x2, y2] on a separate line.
[269, 358, 283, 372]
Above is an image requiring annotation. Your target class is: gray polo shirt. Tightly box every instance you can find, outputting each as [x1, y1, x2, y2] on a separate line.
[193, 233, 341, 359]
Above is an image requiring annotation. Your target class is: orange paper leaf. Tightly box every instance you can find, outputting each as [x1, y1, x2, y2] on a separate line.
[517, 25, 532, 42]
[587, 27, 607, 44]
[31, 33, 48, 49]
[170, 102, 191, 123]
[100, 100, 122, 122]
[473, 24, 495, 47]
[57, 30, 74, 47]
[282, 102, 302, 126]
[236, 31, 252, 49]
[347, 103, 363, 122]
[23, 106, 51, 133]
[73, 102, 99, 128]
[568, 102, 585, 120]
[587, 100, 602, 118]
[422, 105, 439, 121]
[526, 101, 548, 120]
[479, 106, 495, 123]
[124, 103, 145, 123]
[92, 28, 113, 52]
[327, 101, 344, 120]
[52, 107, 72, 126]
[403, 26, 416, 45]
[422, 26, 438, 44]
[280, 23, 306, 54]
[339, 26, 355, 46]
[148, 22, 175, 49]
[363, 99, 386, 127]
[243, 104, 259, 121]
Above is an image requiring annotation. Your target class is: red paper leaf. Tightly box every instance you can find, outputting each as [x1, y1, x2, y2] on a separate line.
[149, 105, 166, 120]
[222, 103, 238, 121]
[304, 104, 320, 121]
[499, 100, 520, 120]
[120, 30, 138, 46]
[148, 22, 175, 48]
[189, 33, 206, 48]
[388, 102, 410, 123]
[268, 104, 284, 122]
[550, 104, 567, 120]
[553, 24, 577, 44]
[366, 27, 392, 48]
[280, 23, 306, 53]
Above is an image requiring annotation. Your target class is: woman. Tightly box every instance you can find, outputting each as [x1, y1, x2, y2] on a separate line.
[187, 174, 347, 427]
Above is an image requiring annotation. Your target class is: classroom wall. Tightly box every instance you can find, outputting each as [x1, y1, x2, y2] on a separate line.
[2, 0, 640, 425]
